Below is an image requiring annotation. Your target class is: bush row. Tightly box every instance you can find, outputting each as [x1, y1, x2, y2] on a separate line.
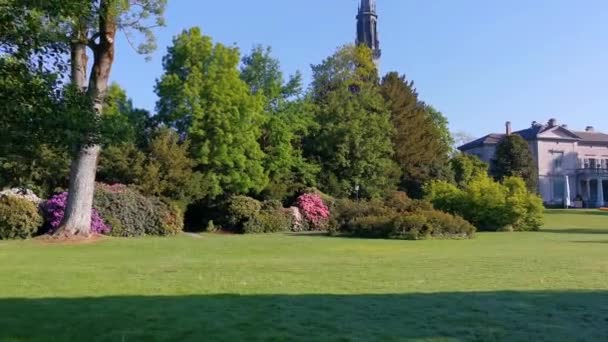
[425, 175, 543, 231]
[329, 193, 476, 240]
[0, 184, 183, 240]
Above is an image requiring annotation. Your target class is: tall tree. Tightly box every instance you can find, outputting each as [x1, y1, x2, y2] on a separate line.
[60, 0, 166, 237]
[102, 82, 152, 146]
[492, 135, 538, 192]
[1, 0, 166, 236]
[156, 28, 267, 197]
[306, 45, 399, 198]
[240, 46, 318, 199]
[380, 72, 450, 196]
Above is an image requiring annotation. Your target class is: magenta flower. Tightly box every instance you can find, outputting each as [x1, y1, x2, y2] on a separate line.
[296, 193, 330, 230]
[41, 192, 110, 235]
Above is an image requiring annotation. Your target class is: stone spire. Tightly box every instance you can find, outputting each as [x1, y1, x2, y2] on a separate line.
[356, 0, 381, 61]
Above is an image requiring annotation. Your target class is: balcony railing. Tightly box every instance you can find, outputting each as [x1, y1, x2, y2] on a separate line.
[576, 167, 608, 176]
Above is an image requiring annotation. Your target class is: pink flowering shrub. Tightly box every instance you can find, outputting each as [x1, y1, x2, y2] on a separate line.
[296, 193, 330, 230]
[41, 192, 111, 235]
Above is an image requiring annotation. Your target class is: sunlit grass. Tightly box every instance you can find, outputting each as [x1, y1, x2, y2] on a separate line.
[0, 210, 606, 340]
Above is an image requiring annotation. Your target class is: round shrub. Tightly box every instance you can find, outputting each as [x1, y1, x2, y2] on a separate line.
[419, 210, 476, 239]
[296, 193, 330, 230]
[390, 214, 430, 240]
[243, 209, 292, 234]
[94, 184, 183, 237]
[41, 192, 110, 235]
[227, 195, 262, 231]
[0, 195, 44, 239]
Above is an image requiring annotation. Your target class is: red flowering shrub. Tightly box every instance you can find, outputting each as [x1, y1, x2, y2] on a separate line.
[296, 193, 330, 230]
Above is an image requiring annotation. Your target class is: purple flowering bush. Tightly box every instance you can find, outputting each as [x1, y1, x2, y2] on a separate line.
[41, 192, 111, 235]
[296, 193, 330, 230]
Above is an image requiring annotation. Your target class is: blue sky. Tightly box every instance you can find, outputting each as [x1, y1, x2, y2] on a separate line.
[111, 0, 608, 137]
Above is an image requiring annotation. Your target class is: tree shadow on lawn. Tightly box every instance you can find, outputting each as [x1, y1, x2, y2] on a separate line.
[0, 291, 607, 341]
[542, 228, 608, 235]
[548, 210, 608, 217]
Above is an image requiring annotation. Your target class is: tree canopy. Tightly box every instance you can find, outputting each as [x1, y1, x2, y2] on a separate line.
[156, 27, 268, 197]
[493, 135, 538, 192]
[306, 45, 399, 198]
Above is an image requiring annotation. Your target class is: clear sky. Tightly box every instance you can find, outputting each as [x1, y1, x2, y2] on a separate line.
[110, 0, 608, 137]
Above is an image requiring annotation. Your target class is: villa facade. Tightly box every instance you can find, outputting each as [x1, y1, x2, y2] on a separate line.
[459, 119, 608, 208]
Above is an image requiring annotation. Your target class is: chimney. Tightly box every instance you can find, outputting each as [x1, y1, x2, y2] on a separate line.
[531, 121, 538, 127]
[586, 126, 595, 132]
[548, 118, 558, 127]
[506, 121, 512, 136]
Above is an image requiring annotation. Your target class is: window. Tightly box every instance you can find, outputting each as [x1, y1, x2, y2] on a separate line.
[552, 178, 565, 201]
[552, 152, 564, 171]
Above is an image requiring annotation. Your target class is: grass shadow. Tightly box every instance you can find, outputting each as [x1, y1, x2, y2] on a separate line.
[547, 209, 608, 217]
[0, 291, 607, 341]
[542, 228, 608, 235]
[572, 240, 608, 244]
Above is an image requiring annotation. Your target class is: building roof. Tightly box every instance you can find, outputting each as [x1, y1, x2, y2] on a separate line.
[459, 121, 608, 151]
[573, 131, 608, 144]
[458, 133, 505, 150]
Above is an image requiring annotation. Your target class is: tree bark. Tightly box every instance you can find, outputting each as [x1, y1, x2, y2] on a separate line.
[56, 2, 116, 237]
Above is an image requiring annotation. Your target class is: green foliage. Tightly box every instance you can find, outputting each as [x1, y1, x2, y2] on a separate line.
[101, 83, 152, 146]
[156, 27, 267, 198]
[227, 195, 263, 231]
[503, 177, 544, 231]
[0, 144, 70, 198]
[240, 46, 319, 201]
[307, 45, 399, 198]
[0, 195, 43, 240]
[426, 174, 543, 231]
[98, 129, 206, 208]
[226, 195, 291, 233]
[94, 184, 183, 237]
[450, 153, 489, 188]
[380, 72, 451, 196]
[493, 135, 538, 192]
[243, 209, 292, 234]
[330, 194, 472, 240]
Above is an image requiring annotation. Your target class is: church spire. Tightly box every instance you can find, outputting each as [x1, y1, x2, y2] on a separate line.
[356, 0, 381, 61]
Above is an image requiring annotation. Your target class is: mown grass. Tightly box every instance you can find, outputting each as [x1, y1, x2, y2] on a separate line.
[0, 210, 607, 341]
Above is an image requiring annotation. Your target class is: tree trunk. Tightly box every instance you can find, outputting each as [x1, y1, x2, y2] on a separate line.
[56, 2, 116, 237]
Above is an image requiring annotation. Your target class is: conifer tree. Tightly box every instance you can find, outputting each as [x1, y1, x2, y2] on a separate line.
[380, 72, 451, 195]
[493, 135, 538, 192]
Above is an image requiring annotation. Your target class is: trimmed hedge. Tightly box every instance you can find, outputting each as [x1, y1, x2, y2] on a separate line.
[94, 184, 183, 237]
[226, 195, 293, 234]
[331, 198, 475, 240]
[0, 195, 43, 240]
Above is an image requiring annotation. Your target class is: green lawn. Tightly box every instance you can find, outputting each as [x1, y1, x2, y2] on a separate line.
[0, 210, 607, 341]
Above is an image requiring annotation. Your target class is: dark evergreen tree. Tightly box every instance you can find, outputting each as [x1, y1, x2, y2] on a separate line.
[380, 72, 451, 197]
[493, 135, 538, 191]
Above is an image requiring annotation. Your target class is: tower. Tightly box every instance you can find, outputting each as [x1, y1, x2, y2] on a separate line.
[356, 0, 381, 61]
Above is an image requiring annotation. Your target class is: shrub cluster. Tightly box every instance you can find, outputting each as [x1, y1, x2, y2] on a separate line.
[94, 184, 183, 237]
[41, 192, 110, 235]
[425, 175, 543, 231]
[330, 195, 475, 240]
[227, 195, 292, 234]
[296, 193, 330, 230]
[0, 195, 44, 240]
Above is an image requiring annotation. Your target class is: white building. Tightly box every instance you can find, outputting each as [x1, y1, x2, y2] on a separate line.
[459, 119, 608, 208]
